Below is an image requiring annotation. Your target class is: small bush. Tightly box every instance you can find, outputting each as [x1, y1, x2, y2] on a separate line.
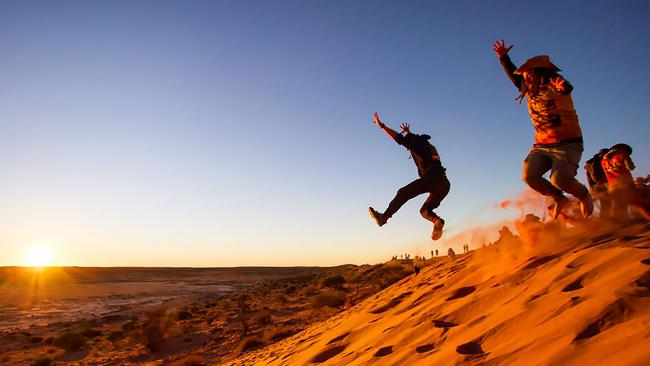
[169, 355, 207, 366]
[312, 290, 346, 309]
[107, 331, 124, 343]
[30, 336, 44, 343]
[300, 285, 318, 296]
[176, 310, 192, 321]
[274, 293, 287, 304]
[80, 329, 102, 339]
[31, 357, 52, 366]
[284, 285, 297, 294]
[264, 326, 295, 342]
[53, 331, 85, 352]
[237, 336, 265, 355]
[138, 307, 175, 352]
[253, 310, 273, 326]
[322, 275, 346, 289]
[44, 337, 53, 345]
[121, 320, 137, 333]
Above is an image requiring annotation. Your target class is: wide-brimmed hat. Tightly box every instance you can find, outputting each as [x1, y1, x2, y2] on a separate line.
[514, 55, 561, 74]
[611, 143, 632, 155]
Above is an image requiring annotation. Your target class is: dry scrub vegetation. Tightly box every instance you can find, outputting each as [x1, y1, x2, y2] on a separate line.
[1, 260, 419, 365]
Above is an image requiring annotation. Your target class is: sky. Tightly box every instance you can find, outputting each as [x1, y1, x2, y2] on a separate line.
[1, 0, 649, 267]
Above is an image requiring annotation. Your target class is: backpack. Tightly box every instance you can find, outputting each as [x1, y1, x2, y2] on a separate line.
[585, 155, 606, 184]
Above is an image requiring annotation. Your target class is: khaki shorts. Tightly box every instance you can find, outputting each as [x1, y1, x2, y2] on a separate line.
[524, 142, 583, 179]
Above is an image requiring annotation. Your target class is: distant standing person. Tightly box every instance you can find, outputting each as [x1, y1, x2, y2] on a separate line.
[368, 113, 450, 240]
[585, 148, 612, 218]
[492, 40, 593, 219]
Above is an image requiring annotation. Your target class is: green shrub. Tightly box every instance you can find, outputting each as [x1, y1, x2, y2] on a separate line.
[53, 331, 85, 352]
[284, 285, 297, 294]
[30, 336, 43, 343]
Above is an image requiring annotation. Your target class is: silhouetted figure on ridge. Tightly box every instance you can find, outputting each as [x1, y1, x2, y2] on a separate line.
[368, 112, 450, 240]
[493, 39, 593, 220]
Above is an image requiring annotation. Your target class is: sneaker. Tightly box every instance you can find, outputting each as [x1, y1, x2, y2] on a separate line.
[580, 194, 594, 217]
[548, 195, 568, 220]
[368, 207, 386, 227]
[431, 218, 445, 240]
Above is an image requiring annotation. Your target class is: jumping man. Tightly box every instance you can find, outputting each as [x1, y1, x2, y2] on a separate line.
[368, 113, 450, 240]
[492, 39, 593, 219]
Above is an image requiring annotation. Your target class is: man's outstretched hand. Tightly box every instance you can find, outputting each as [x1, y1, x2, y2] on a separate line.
[373, 112, 385, 128]
[492, 39, 513, 57]
[400, 123, 410, 134]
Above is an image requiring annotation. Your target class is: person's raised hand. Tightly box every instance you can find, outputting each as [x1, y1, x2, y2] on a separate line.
[550, 76, 566, 92]
[492, 39, 513, 57]
[400, 122, 410, 134]
[373, 112, 385, 128]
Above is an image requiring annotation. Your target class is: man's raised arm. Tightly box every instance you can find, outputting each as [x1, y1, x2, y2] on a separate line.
[373, 112, 400, 140]
[492, 39, 523, 90]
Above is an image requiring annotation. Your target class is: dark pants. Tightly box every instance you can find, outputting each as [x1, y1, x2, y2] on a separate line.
[383, 175, 450, 222]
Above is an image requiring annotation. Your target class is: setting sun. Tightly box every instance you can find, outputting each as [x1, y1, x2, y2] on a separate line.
[25, 245, 55, 268]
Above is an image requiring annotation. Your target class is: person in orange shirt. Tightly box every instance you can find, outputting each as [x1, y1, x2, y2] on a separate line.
[493, 40, 593, 219]
[601, 143, 649, 220]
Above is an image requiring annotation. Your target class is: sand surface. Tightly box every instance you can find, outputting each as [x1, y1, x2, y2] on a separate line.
[229, 221, 650, 366]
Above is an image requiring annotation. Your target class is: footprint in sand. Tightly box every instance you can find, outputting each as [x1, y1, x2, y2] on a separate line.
[642, 258, 650, 265]
[562, 276, 584, 292]
[374, 345, 393, 357]
[573, 298, 632, 342]
[621, 235, 644, 242]
[446, 286, 476, 301]
[590, 233, 616, 243]
[456, 340, 485, 355]
[522, 255, 558, 270]
[415, 344, 434, 353]
[311, 345, 347, 363]
[370, 292, 413, 314]
[635, 270, 650, 295]
[432, 319, 458, 328]
[327, 332, 349, 345]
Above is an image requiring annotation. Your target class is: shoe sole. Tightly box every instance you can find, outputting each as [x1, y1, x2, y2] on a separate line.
[368, 207, 384, 227]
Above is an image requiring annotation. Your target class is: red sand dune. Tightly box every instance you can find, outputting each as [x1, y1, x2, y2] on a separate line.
[228, 220, 650, 366]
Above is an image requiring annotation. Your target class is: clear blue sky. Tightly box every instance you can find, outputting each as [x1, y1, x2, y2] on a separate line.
[1, 0, 649, 266]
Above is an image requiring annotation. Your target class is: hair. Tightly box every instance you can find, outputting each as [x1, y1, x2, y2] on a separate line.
[516, 68, 560, 103]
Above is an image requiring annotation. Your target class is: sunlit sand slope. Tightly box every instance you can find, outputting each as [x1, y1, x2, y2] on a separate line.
[228, 221, 650, 366]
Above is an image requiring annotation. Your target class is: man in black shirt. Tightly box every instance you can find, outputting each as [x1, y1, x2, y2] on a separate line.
[368, 113, 450, 240]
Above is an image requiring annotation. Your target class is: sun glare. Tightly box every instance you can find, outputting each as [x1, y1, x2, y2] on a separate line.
[26, 245, 55, 268]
